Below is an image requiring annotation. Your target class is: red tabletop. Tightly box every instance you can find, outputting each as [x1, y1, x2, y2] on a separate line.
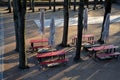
[73, 34, 94, 38]
[30, 38, 48, 43]
[82, 34, 94, 38]
[88, 45, 119, 51]
[36, 49, 65, 58]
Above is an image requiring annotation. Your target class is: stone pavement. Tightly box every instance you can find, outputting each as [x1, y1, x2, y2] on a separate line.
[0, 3, 120, 80]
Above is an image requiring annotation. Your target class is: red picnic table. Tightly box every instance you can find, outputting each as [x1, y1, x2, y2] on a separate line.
[36, 49, 68, 68]
[29, 38, 48, 51]
[88, 44, 120, 60]
[72, 34, 94, 44]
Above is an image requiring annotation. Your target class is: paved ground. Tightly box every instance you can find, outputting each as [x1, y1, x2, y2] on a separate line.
[0, 3, 120, 80]
[0, 13, 4, 80]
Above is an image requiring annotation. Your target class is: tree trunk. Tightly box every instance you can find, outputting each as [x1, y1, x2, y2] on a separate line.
[29, 0, 32, 10]
[60, 0, 69, 47]
[53, 0, 56, 12]
[74, 0, 84, 62]
[84, 0, 89, 8]
[98, 0, 112, 44]
[93, 0, 98, 10]
[49, 0, 51, 9]
[13, 0, 19, 52]
[74, 0, 76, 11]
[8, 0, 12, 13]
[18, 0, 28, 69]
[31, 0, 34, 12]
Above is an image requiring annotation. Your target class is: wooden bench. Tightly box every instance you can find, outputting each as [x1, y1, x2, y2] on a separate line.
[36, 49, 68, 68]
[32, 45, 49, 51]
[72, 34, 94, 45]
[29, 38, 48, 51]
[95, 52, 120, 60]
[39, 59, 68, 65]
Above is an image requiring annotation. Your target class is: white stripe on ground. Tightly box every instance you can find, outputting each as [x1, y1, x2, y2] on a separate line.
[0, 13, 4, 80]
[34, 15, 120, 28]
[86, 70, 100, 80]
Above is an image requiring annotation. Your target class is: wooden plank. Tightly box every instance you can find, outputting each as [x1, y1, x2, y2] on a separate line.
[40, 59, 68, 65]
[82, 34, 94, 38]
[96, 52, 120, 59]
[32, 45, 49, 49]
[88, 45, 119, 51]
[36, 49, 65, 58]
[30, 38, 48, 43]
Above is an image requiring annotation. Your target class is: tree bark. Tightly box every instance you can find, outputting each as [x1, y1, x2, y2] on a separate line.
[8, 0, 12, 13]
[17, 0, 28, 69]
[53, 0, 56, 12]
[74, 0, 84, 62]
[74, 0, 76, 11]
[49, 0, 51, 9]
[84, 0, 89, 8]
[98, 0, 112, 44]
[31, 0, 34, 12]
[29, 0, 32, 10]
[60, 0, 69, 47]
[93, 0, 98, 10]
[13, 0, 19, 52]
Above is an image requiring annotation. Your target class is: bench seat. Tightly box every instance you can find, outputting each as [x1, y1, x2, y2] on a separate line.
[96, 52, 120, 59]
[32, 45, 49, 49]
[40, 59, 68, 65]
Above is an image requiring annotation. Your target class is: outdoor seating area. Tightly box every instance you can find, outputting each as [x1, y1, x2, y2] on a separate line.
[29, 32, 120, 69]
[29, 36, 120, 69]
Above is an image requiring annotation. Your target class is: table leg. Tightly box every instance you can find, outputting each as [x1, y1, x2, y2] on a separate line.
[31, 43, 34, 51]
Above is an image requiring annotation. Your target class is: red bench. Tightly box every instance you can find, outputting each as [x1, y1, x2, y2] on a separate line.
[40, 59, 68, 65]
[88, 45, 119, 59]
[29, 38, 48, 51]
[95, 52, 120, 60]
